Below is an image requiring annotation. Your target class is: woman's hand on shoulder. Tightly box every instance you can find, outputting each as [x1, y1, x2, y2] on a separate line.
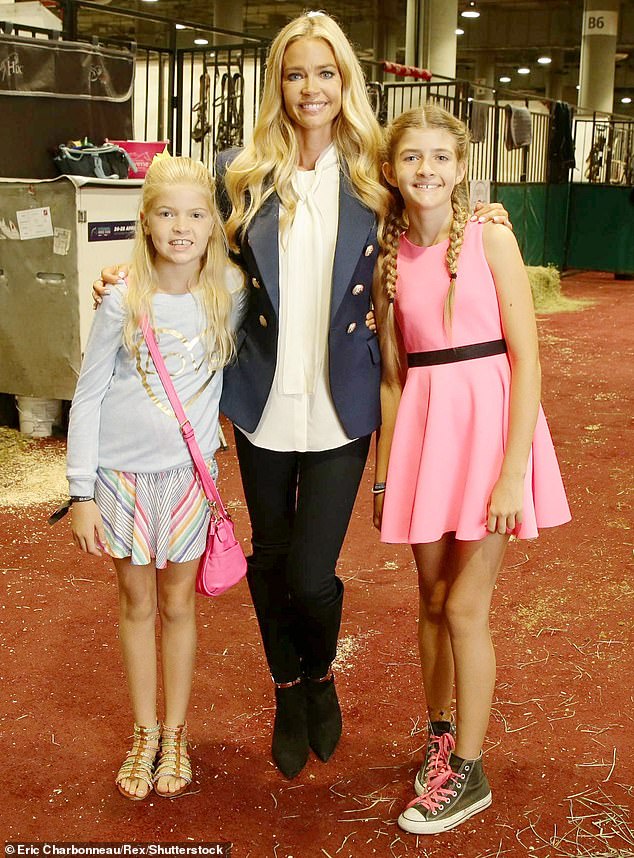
[472, 200, 512, 230]
[93, 264, 130, 308]
[71, 500, 107, 556]
[487, 473, 524, 535]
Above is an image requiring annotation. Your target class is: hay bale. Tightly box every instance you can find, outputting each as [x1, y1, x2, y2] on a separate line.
[526, 265, 592, 314]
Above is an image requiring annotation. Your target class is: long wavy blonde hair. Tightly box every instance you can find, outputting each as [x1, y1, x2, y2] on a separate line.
[224, 12, 389, 248]
[379, 105, 470, 380]
[124, 156, 242, 368]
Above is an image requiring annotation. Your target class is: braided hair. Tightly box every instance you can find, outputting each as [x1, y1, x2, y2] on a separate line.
[379, 104, 470, 346]
[444, 164, 470, 328]
[377, 206, 408, 384]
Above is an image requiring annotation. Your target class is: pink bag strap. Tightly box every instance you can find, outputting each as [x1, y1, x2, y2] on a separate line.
[140, 315, 228, 518]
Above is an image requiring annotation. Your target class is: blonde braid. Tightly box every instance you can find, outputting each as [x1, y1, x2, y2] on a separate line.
[378, 206, 408, 385]
[381, 208, 407, 303]
[443, 179, 470, 331]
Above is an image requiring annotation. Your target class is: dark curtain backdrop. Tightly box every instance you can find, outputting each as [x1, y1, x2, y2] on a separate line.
[0, 35, 134, 179]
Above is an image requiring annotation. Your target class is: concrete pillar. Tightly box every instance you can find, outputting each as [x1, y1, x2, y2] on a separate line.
[378, 9, 400, 83]
[386, 30, 399, 65]
[545, 49, 565, 101]
[405, 0, 418, 67]
[214, 1, 244, 46]
[474, 53, 495, 98]
[428, 0, 458, 79]
[578, 0, 619, 113]
[373, 0, 386, 81]
[405, 0, 457, 78]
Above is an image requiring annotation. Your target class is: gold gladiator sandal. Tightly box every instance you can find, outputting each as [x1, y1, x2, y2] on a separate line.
[153, 723, 193, 798]
[115, 723, 160, 801]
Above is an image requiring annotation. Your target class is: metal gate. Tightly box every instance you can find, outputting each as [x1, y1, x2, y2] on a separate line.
[5, 0, 269, 171]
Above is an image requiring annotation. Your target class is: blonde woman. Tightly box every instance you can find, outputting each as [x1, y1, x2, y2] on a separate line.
[217, 13, 512, 779]
[67, 156, 243, 800]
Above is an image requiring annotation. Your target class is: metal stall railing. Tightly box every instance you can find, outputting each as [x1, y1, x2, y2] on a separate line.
[175, 43, 266, 167]
[7, 5, 633, 187]
[365, 78, 552, 184]
[50, 0, 268, 170]
[1, 19, 60, 39]
[365, 76, 633, 188]
[574, 113, 634, 185]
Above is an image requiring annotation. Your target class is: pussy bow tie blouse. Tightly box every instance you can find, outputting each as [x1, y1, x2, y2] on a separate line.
[241, 143, 354, 453]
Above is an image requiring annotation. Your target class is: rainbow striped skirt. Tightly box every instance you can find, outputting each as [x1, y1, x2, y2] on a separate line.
[94, 460, 218, 569]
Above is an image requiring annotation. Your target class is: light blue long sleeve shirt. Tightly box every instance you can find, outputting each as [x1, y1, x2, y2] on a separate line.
[67, 269, 243, 496]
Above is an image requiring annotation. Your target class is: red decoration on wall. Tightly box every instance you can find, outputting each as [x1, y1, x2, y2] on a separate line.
[383, 61, 433, 81]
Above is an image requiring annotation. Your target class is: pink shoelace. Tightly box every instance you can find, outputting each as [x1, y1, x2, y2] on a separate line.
[423, 731, 455, 783]
[407, 765, 464, 811]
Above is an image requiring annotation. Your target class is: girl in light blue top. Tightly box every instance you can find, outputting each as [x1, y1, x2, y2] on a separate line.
[66, 155, 243, 802]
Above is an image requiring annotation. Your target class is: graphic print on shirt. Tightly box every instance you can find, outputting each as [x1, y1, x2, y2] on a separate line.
[134, 326, 216, 416]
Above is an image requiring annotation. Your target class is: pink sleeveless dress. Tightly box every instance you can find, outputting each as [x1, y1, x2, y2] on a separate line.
[380, 222, 571, 544]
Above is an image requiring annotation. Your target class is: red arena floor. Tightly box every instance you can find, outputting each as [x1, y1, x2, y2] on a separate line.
[1, 271, 633, 857]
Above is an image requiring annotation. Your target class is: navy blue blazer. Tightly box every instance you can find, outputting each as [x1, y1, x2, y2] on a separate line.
[216, 149, 381, 439]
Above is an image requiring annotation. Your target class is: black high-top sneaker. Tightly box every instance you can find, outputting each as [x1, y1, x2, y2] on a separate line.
[399, 751, 492, 835]
[414, 720, 456, 796]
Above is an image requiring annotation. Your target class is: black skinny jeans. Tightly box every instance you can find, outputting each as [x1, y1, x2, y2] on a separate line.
[234, 429, 371, 683]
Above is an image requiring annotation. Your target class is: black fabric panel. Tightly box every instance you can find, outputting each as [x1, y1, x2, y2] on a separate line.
[0, 35, 133, 179]
[0, 35, 134, 99]
[0, 93, 133, 179]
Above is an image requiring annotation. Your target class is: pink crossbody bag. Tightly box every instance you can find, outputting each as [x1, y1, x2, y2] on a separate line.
[141, 316, 247, 596]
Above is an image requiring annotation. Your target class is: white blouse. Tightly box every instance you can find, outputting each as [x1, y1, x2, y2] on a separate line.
[240, 143, 353, 453]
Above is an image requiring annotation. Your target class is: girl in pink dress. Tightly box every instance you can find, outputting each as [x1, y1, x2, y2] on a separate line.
[372, 106, 570, 835]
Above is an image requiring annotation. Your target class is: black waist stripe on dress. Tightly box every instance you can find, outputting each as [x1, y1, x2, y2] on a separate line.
[407, 338, 507, 368]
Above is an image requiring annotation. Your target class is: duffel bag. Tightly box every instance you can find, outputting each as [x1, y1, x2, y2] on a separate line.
[53, 142, 137, 179]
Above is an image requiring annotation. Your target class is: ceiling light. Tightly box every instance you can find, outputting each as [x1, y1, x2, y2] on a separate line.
[175, 24, 186, 30]
[499, 75, 511, 83]
[194, 37, 209, 45]
[517, 67, 530, 75]
[537, 56, 552, 65]
[456, 27, 465, 35]
[622, 96, 632, 104]
[461, 2, 480, 18]
[141, 0, 159, 3]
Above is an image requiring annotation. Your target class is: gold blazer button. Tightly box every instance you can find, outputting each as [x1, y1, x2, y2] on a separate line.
[346, 322, 357, 334]
[259, 315, 268, 327]
[364, 245, 374, 257]
[352, 284, 364, 295]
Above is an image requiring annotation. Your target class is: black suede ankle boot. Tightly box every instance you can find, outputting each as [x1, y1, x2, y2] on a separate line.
[305, 669, 342, 762]
[272, 679, 309, 779]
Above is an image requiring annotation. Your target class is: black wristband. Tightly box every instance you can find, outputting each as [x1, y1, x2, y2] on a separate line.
[372, 482, 386, 494]
[48, 496, 94, 526]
